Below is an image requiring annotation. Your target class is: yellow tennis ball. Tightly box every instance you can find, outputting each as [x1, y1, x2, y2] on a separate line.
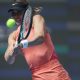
[6, 18, 16, 28]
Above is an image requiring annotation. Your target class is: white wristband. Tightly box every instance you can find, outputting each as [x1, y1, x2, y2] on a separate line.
[20, 39, 28, 48]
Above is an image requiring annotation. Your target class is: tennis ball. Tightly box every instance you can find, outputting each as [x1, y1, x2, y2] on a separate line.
[6, 18, 16, 28]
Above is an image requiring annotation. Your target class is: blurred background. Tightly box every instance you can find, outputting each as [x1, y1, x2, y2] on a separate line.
[0, 0, 80, 80]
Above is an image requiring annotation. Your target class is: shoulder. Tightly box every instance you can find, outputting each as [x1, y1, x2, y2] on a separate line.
[33, 14, 45, 24]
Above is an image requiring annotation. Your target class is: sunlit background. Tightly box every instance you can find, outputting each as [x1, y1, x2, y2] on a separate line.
[0, 0, 80, 80]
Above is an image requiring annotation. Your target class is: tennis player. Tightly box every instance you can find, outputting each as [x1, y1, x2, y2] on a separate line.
[4, 0, 71, 80]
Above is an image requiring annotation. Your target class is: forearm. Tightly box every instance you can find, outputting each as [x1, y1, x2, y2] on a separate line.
[4, 33, 15, 60]
[28, 36, 44, 47]
[20, 36, 45, 48]
[4, 31, 17, 64]
[8, 33, 16, 46]
[4, 54, 15, 64]
[4, 46, 14, 64]
[4, 46, 20, 64]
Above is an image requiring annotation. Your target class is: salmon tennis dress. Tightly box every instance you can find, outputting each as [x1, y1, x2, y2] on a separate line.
[16, 27, 71, 80]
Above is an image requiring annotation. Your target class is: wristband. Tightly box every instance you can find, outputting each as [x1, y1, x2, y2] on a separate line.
[20, 39, 28, 48]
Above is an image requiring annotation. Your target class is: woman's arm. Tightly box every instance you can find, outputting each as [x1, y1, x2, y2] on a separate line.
[27, 14, 47, 47]
[4, 30, 18, 63]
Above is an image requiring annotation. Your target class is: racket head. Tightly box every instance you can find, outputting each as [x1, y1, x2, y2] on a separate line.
[18, 5, 33, 43]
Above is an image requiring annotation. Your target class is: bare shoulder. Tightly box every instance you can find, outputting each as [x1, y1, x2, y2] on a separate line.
[33, 14, 45, 23]
[32, 14, 47, 37]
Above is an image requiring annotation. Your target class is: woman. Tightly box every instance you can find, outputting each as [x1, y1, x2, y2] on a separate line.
[4, 0, 71, 80]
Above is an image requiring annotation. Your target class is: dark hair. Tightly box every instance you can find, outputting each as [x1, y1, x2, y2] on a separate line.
[33, 7, 43, 15]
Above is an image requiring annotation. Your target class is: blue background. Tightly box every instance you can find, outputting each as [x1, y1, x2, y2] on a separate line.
[0, 0, 80, 80]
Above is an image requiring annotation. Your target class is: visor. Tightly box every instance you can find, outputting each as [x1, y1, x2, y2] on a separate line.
[8, 2, 29, 12]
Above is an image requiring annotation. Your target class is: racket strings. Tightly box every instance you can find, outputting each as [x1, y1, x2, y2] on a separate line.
[18, 5, 33, 43]
[23, 6, 32, 38]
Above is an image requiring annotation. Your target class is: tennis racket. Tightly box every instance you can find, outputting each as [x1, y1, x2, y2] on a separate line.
[7, 5, 33, 64]
[18, 5, 33, 44]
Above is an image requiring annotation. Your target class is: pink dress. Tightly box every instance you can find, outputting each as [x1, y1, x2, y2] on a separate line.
[16, 27, 71, 80]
